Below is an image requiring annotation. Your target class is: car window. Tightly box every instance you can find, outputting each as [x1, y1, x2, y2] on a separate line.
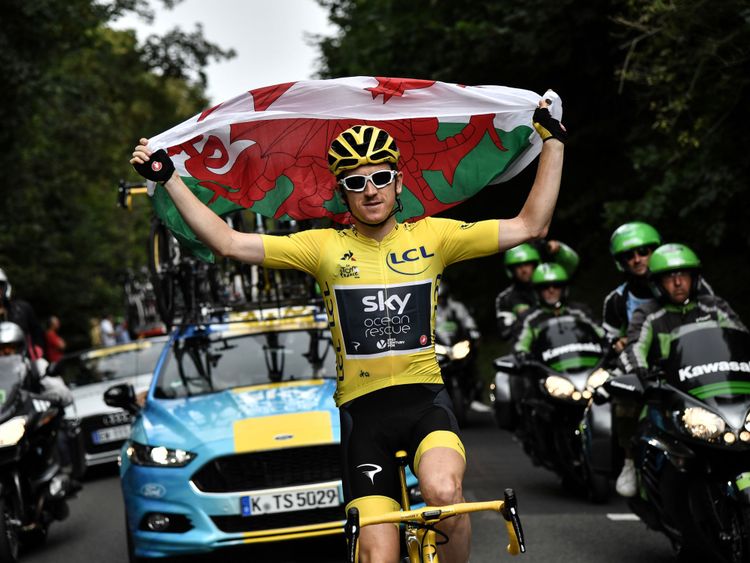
[55, 340, 166, 387]
[155, 328, 335, 399]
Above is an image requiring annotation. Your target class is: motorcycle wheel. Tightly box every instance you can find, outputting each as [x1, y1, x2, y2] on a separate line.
[584, 464, 610, 504]
[715, 501, 750, 563]
[0, 497, 20, 563]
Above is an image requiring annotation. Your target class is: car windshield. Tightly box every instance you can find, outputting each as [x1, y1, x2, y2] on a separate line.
[154, 328, 336, 399]
[54, 340, 166, 388]
[0, 355, 27, 410]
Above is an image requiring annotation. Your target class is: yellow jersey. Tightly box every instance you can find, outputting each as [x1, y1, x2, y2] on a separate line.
[261, 217, 499, 405]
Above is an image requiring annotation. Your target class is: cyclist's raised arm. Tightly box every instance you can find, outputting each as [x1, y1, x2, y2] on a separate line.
[130, 138, 265, 265]
[497, 100, 565, 252]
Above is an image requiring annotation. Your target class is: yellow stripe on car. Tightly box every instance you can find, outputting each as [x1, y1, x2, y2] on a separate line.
[233, 411, 334, 452]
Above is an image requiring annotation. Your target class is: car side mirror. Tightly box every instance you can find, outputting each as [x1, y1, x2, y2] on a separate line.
[104, 383, 140, 415]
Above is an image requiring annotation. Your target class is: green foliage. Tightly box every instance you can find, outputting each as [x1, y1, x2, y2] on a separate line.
[0, 0, 233, 348]
[313, 0, 750, 326]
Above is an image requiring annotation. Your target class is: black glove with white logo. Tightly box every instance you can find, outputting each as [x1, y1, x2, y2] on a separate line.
[132, 149, 175, 183]
[533, 107, 568, 144]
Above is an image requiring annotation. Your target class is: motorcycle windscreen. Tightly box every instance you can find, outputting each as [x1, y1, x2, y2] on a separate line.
[529, 317, 605, 373]
[662, 325, 750, 405]
[0, 356, 27, 414]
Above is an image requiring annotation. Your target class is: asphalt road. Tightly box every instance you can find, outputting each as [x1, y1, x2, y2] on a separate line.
[23, 408, 676, 563]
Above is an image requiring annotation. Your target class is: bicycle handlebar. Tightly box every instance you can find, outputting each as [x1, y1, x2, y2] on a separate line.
[117, 179, 149, 210]
[347, 494, 526, 558]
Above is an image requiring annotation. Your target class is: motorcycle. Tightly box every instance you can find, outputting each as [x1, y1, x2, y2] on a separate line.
[0, 355, 79, 562]
[594, 326, 750, 562]
[434, 320, 480, 427]
[492, 315, 613, 502]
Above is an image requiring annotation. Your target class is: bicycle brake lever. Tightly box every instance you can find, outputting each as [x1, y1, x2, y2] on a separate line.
[502, 488, 526, 554]
[344, 507, 360, 563]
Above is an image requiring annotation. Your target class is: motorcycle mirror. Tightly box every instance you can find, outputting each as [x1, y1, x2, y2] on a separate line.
[493, 354, 519, 373]
[592, 386, 610, 405]
[103, 383, 140, 415]
[602, 374, 644, 401]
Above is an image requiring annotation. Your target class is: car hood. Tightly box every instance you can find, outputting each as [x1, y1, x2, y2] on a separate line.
[65, 374, 152, 419]
[131, 379, 339, 453]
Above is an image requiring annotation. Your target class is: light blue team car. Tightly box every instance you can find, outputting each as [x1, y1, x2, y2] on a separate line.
[105, 306, 421, 560]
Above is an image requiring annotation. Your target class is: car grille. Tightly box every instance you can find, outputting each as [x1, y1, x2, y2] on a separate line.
[210, 506, 343, 533]
[191, 445, 341, 493]
[80, 411, 132, 454]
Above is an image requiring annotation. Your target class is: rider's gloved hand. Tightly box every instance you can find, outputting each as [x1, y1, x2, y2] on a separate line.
[533, 107, 567, 144]
[132, 149, 175, 183]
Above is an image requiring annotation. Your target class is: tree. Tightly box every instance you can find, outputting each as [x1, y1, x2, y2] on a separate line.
[0, 0, 234, 348]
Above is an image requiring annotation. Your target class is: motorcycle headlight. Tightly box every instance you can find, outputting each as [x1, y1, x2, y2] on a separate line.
[126, 441, 197, 467]
[451, 340, 471, 360]
[0, 416, 26, 447]
[434, 344, 449, 357]
[682, 407, 726, 441]
[544, 376, 575, 399]
[586, 368, 611, 389]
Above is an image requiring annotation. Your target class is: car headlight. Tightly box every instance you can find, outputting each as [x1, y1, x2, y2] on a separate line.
[586, 368, 611, 389]
[451, 340, 471, 360]
[544, 376, 575, 398]
[682, 407, 726, 441]
[0, 416, 26, 447]
[126, 441, 197, 467]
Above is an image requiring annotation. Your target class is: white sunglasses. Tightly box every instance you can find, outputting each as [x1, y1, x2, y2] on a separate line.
[338, 170, 398, 192]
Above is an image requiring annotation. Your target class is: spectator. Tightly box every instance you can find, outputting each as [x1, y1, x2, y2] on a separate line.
[89, 317, 102, 347]
[0, 268, 45, 359]
[100, 315, 116, 347]
[115, 317, 131, 344]
[45, 316, 66, 363]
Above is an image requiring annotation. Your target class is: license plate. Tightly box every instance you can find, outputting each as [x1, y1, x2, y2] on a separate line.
[241, 484, 340, 516]
[91, 424, 131, 445]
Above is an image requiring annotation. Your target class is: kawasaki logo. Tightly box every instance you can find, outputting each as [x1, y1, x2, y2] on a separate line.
[679, 361, 750, 382]
[386, 246, 434, 275]
[362, 291, 411, 314]
[541, 342, 602, 362]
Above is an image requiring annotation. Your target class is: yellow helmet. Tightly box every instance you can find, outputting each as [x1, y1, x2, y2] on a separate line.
[327, 125, 400, 176]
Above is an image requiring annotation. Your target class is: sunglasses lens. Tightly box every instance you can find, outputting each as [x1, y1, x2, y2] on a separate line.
[342, 176, 366, 191]
[371, 170, 394, 187]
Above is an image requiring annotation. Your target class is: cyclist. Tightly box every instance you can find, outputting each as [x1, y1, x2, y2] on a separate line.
[615, 243, 746, 497]
[131, 101, 565, 563]
[514, 262, 603, 356]
[495, 240, 579, 340]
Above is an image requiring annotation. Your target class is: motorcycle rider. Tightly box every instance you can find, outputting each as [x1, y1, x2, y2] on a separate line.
[0, 268, 45, 360]
[515, 262, 603, 356]
[614, 243, 746, 497]
[496, 240, 579, 341]
[437, 282, 480, 342]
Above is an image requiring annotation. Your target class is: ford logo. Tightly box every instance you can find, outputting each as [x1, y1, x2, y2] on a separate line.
[140, 483, 167, 498]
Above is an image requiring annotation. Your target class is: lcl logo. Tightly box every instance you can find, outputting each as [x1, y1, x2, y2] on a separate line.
[386, 246, 434, 275]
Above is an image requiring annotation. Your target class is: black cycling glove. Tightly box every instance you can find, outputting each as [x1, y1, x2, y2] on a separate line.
[532, 107, 567, 144]
[132, 149, 175, 183]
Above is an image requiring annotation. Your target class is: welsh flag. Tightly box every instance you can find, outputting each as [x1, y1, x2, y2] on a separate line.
[146, 76, 562, 261]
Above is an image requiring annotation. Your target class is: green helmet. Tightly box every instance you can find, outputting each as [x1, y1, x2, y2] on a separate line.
[648, 243, 702, 302]
[648, 243, 701, 275]
[531, 262, 569, 286]
[609, 222, 662, 272]
[504, 244, 541, 277]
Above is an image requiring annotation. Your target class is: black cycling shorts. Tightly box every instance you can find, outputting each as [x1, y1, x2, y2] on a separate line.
[339, 383, 464, 518]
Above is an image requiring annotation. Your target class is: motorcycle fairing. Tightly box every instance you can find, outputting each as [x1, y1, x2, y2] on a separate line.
[530, 317, 605, 374]
[662, 326, 750, 410]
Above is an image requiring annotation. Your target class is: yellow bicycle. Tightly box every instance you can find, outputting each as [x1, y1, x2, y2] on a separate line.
[343, 451, 526, 562]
